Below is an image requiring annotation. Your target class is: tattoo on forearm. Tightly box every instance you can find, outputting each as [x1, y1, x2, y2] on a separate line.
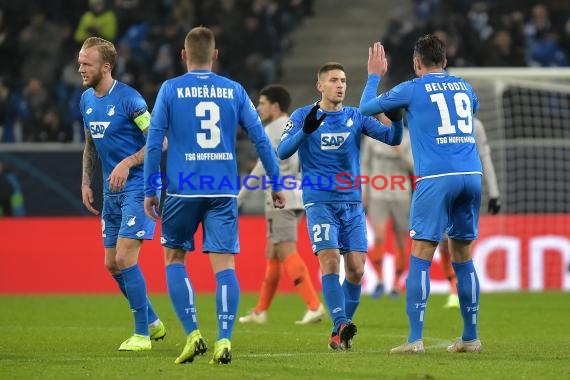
[82, 135, 98, 187]
[127, 146, 146, 167]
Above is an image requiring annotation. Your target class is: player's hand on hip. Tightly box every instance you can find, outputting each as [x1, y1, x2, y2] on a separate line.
[302, 102, 326, 134]
[272, 191, 286, 209]
[488, 197, 501, 215]
[81, 185, 99, 215]
[108, 160, 130, 192]
[144, 195, 161, 221]
[368, 41, 388, 76]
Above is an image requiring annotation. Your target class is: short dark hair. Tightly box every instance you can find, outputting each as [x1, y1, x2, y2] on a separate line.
[413, 34, 446, 68]
[184, 26, 215, 64]
[259, 84, 291, 112]
[317, 62, 345, 80]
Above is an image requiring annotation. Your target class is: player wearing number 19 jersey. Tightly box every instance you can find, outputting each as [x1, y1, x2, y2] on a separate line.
[360, 35, 483, 353]
[144, 27, 284, 365]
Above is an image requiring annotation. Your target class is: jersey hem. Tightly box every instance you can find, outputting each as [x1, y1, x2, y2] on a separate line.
[416, 171, 482, 181]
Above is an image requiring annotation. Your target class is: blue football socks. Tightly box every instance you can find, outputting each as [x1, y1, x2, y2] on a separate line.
[452, 260, 480, 341]
[322, 273, 347, 333]
[215, 269, 240, 341]
[406, 255, 431, 343]
[121, 264, 149, 336]
[166, 263, 198, 335]
[342, 280, 361, 322]
[112, 273, 159, 325]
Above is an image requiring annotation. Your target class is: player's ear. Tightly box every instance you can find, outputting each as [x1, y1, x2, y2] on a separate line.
[273, 102, 281, 114]
[212, 48, 218, 62]
[413, 56, 420, 74]
[316, 80, 322, 93]
[442, 57, 448, 69]
[181, 49, 187, 62]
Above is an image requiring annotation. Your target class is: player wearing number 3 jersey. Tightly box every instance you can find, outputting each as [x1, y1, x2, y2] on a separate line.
[360, 35, 483, 354]
[144, 27, 284, 365]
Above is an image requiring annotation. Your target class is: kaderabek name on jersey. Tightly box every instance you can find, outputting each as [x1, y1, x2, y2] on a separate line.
[176, 86, 234, 99]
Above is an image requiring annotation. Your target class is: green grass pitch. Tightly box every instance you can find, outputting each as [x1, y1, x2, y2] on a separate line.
[1, 292, 568, 379]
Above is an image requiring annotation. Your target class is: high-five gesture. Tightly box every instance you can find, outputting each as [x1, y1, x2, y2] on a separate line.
[368, 42, 388, 77]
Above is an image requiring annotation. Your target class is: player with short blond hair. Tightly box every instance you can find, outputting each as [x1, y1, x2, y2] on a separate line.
[79, 36, 165, 352]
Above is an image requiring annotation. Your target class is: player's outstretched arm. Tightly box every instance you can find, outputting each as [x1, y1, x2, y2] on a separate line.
[360, 42, 388, 116]
[360, 42, 411, 118]
[362, 115, 403, 146]
[81, 133, 100, 215]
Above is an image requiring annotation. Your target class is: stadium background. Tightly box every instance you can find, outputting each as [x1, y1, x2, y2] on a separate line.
[1, 0, 570, 294]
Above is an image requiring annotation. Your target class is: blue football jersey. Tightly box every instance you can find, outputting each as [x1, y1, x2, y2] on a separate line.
[80, 80, 149, 194]
[360, 72, 482, 179]
[144, 69, 280, 197]
[278, 105, 402, 204]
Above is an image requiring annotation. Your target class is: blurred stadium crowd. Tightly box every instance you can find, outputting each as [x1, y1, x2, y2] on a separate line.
[0, 0, 313, 143]
[383, 0, 570, 88]
[0, 0, 569, 144]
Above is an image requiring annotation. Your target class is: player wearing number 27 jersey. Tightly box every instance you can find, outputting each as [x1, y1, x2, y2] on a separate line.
[360, 36, 483, 354]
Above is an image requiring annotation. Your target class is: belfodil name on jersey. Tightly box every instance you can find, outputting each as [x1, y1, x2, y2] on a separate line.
[176, 85, 234, 99]
[424, 81, 469, 93]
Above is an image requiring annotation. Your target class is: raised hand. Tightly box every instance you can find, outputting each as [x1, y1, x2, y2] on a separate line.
[302, 102, 327, 134]
[368, 42, 388, 77]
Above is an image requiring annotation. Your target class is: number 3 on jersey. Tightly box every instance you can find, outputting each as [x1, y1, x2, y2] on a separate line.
[196, 101, 221, 148]
[430, 92, 473, 135]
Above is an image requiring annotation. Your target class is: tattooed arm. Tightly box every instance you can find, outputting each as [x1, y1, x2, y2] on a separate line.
[82, 133, 100, 215]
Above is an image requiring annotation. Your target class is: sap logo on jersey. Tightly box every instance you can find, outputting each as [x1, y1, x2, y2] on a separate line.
[89, 121, 111, 138]
[321, 132, 350, 150]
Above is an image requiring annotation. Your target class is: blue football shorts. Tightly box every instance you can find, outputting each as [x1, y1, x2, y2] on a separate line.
[101, 191, 156, 248]
[305, 202, 367, 255]
[409, 174, 481, 242]
[161, 196, 239, 253]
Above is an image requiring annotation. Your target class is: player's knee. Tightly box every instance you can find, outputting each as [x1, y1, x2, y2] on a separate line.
[104, 259, 119, 274]
[115, 252, 138, 270]
[318, 252, 340, 274]
[345, 266, 365, 282]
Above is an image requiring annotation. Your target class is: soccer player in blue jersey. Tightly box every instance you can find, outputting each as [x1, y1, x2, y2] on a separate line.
[79, 37, 165, 352]
[277, 62, 403, 351]
[439, 117, 501, 309]
[143, 26, 285, 365]
[360, 35, 483, 354]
